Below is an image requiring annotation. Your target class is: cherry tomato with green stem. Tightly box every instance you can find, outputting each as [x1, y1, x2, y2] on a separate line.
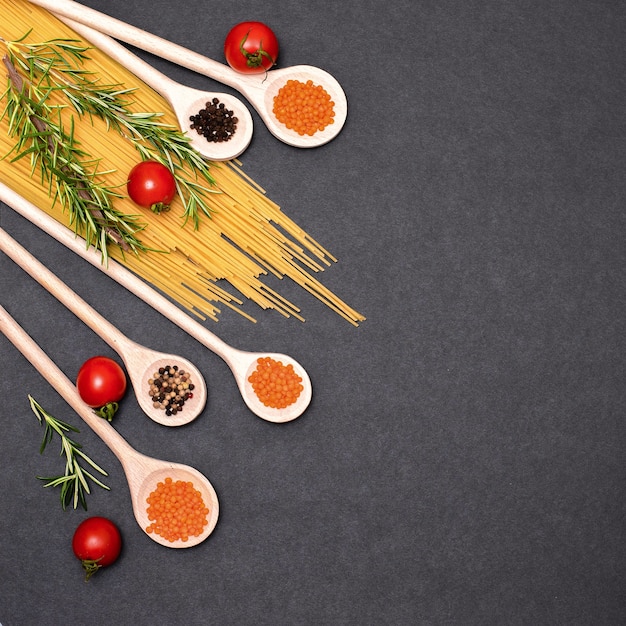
[127, 160, 177, 214]
[72, 516, 122, 581]
[76, 356, 127, 421]
[224, 21, 279, 74]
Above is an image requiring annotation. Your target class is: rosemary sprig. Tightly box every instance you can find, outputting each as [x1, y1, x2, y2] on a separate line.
[115, 111, 218, 228]
[29, 395, 110, 511]
[1, 53, 148, 263]
[2, 34, 219, 229]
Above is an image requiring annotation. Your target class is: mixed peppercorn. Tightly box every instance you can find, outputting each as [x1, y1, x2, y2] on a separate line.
[148, 365, 194, 416]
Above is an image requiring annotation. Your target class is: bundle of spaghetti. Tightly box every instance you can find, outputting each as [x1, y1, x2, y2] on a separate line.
[0, 0, 365, 326]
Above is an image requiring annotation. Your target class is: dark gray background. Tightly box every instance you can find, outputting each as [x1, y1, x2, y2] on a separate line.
[1, 0, 624, 624]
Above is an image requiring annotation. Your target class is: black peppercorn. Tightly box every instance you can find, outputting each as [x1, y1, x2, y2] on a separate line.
[189, 97, 238, 143]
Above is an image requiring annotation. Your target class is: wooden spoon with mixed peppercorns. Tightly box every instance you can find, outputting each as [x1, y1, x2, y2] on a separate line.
[0, 226, 208, 427]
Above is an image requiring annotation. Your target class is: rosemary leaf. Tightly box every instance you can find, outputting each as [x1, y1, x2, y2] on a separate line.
[29, 395, 110, 511]
[1, 53, 148, 263]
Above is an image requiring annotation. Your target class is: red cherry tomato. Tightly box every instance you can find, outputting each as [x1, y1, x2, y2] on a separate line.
[72, 516, 122, 581]
[224, 21, 279, 74]
[127, 160, 177, 213]
[76, 356, 126, 420]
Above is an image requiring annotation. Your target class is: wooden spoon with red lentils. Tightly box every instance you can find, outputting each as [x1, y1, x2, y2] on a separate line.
[0, 226, 207, 427]
[31, 0, 348, 148]
[0, 303, 219, 547]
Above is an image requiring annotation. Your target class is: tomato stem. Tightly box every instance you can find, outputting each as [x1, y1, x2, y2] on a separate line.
[81, 558, 104, 582]
[239, 30, 275, 69]
[95, 402, 119, 422]
[150, 201, 171, 215]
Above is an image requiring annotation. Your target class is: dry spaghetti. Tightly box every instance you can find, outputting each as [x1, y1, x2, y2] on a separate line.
[0, 0, 364, 326]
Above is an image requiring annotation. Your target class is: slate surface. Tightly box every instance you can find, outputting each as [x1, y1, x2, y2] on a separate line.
[1, 1, 624, 624]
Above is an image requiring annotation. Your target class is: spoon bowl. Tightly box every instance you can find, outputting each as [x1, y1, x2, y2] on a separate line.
[173, 87, 251, 160]
[60, 17, 253, 161]
[227, 349, 313, 423]
[245, 64, 347, 148]
[126, 454, 219, 548]
[0, 303, 219, 547]
[122, 345, 207, 427]
[0, 225, 207, 427]
[29, 0, 347, 148]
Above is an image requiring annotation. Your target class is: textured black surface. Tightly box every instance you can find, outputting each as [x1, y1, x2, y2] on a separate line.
[1, 1, 624, 624]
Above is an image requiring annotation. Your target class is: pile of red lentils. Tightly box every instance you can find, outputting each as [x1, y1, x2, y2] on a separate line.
[148, 365, 194, 416]
[248, 356, 304, 409]
[145, 477, 210, 543]
[272, 79, 335, 136]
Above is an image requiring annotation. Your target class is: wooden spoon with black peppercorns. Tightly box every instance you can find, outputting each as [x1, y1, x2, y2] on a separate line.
[0, 226, 208, 427]
[29, 0, 347, 149]
[59, 17, 253, 162]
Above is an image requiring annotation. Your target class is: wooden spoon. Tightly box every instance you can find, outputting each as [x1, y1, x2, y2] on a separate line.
[58, 17, 253, 161]
[28, 0, 347, 148]
[0, 303, 219, 548]
[0, 225, 207, 427]
[0, 182, 312, 423]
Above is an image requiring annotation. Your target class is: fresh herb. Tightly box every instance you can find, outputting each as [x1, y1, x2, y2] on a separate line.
[1, 33, 218, 230]
[29, 395, 109, 511]
[1, 51, 147, 263]
[121, 113, 218, 228]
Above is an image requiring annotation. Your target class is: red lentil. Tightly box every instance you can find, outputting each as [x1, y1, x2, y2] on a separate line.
[145, 477, 209, 542]
[272, 79, 335, 136]
[248, 356, 304, 409]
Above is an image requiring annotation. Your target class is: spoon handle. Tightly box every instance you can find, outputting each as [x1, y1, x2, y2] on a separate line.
[28, 0, 249, 91]
[58, 16, 181, 97]
[0, 302, 136, 461]
[0, 182, 236, 363]
[0, 225, 141, 358]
